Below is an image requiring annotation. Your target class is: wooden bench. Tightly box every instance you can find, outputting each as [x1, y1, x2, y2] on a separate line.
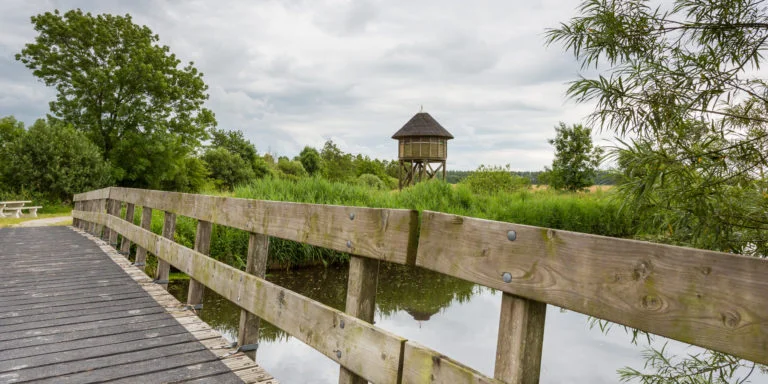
[0, 201, 42, 218]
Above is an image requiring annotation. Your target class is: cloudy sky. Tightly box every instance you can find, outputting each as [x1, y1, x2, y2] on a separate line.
[0, 0, 604, 171]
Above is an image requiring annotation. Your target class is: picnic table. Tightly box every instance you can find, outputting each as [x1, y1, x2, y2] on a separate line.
[0, 201, 42, 218]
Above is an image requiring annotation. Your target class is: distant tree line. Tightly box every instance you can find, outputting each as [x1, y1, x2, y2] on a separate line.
[446, 169, 619, 186]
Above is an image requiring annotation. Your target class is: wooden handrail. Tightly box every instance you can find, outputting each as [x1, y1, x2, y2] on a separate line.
[72, 187, 768, 384]
[416, 210, 768, 366]
[107, 187, 419, 265]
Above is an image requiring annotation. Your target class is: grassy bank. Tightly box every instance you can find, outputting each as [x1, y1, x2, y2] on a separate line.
[126, 177, 636, 270]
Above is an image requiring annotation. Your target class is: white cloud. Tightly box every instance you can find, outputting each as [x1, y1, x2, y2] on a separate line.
[0, 0, 602, 170]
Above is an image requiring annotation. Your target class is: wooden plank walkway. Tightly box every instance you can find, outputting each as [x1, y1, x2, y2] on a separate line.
[0, 226, 276, 384]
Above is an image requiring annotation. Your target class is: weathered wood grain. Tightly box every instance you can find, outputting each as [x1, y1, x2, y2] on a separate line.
[155, 211, 176, 290]
[188, 220, 212, 307]
[494, 293, 546, 383]
[119, 203, 135, 255]
[416, 211, 768, 365]
[238, 232, 269, 360]
[83, 228, 277, 384]
[96, 199, 106, 239]
[81, 211, 407, 384]
[133, 206, 153, 272]
[339, 256, 380, 384]
[109, 187, 417, 264]
[73, 187, 110, 202]
[106, 199, 121, 245]
[401, 341, 502, 384]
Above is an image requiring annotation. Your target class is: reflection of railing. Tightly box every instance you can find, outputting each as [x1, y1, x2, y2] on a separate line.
[73, 187, 768, 384]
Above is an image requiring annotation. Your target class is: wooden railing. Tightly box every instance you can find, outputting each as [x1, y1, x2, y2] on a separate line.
[72, 187, 768, 384]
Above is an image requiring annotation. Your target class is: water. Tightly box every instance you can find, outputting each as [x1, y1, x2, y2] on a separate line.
[168, 264, 767, 383]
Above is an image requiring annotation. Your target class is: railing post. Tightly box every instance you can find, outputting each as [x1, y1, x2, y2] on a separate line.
[494, 293, 547, 384]
[237, 232, 269, 360]
[87, 200, 98, 234]
[102, 199, 113, 242]
[119, 203, 135, 256]
[72, 201, 80, 228]
[134, 206, 152, 272]
[155, 211, 176, 290]
[107, 199, 121, 246]
[338, 256, 379, 384]
[187, 220, 212, 309]
[96, 198, 106, 239]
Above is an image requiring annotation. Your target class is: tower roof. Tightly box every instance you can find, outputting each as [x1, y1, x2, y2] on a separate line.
[391, 112, 454, 139]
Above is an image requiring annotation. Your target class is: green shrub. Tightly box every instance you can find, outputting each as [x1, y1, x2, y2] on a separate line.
[460, 164, 530, 194]
[0, 120, 112, 202]
[356, 174, 386, 190]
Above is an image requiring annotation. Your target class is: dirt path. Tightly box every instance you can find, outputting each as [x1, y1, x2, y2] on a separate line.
[16, 216, 72, 227]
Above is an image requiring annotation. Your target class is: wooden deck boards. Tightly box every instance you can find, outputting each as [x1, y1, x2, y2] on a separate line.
[0, 226, 276, 384]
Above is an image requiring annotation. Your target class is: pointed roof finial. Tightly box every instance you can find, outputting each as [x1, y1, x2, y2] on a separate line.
[420, 104, 423, 113]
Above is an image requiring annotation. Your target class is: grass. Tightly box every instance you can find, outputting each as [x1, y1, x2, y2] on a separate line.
[0, 212, 73, 228]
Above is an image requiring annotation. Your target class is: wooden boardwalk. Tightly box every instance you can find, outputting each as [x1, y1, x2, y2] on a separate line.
[0, 226, 275, 384]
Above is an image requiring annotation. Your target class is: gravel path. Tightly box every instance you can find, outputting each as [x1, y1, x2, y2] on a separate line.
[17, 216, 72, 227]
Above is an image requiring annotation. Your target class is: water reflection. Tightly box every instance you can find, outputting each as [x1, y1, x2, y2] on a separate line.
[168, 265, 768, 384]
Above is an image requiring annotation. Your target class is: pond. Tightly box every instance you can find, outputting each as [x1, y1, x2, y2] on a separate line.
[168, 263, 767, 384]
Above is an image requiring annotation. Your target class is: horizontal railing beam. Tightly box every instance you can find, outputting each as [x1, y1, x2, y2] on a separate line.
[416, 210, 768, 365]
[73, 187, 111, 202]
[108, 187, 419, 264]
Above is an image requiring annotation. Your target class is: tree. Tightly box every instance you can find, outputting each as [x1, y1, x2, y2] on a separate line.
[210, 128, 259, 167]
[298, 146, 321, 176]
[16, 9, 215, 188]
[0, 120, 112, 201]
[320, 140, 354, 182]
[0, 116, 25, 147]
[548, 0, 768, 381]
[207, 128, 270, 180]
[544, 122, 603, 191]
[201, 148, 254, 191]
[277, 158, 308, 179]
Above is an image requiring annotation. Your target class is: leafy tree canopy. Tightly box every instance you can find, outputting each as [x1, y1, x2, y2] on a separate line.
[320, 140, 354, 182]
[16, 9, 216, 188]
[0, 116, 25, 147]
[547, 0, 768, 254]
[0, 119, 112, 201]
[202, 148, 255, 191]
[298, 146, 321, 176]
[543, 122, 603, 192]
[210, 128, 259, 167]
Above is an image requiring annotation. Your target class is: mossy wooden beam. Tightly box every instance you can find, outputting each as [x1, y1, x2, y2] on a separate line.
[416, 211, 768, 366]
[73, 187, 111, 202]
[401, 341, 502, 384]
[109, 187, 417, 265]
